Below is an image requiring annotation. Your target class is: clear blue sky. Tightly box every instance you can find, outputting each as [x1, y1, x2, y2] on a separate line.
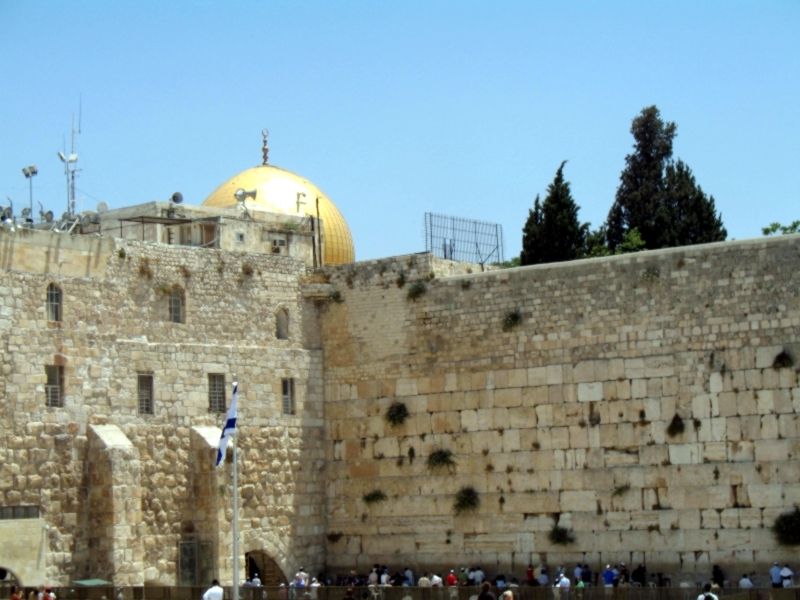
[1, 1, 798, 261]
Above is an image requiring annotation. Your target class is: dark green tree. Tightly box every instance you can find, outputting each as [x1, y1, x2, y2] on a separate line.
[607, 106, 726, 251]
[520, 161, 588, 265]
[659, 160, 726, 246]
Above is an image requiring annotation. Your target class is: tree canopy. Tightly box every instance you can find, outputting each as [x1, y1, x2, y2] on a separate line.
[606, 106, 726, 251]
[520, 161, 588, 265]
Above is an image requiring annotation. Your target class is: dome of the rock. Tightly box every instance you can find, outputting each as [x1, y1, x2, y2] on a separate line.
[202, 164, 355, 265]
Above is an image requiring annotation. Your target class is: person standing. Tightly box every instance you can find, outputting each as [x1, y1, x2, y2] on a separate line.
[780, 564, 794, 588]
[431, 573, 443, 587]
[252, 574, 262, 587]
[459, 568, 468, 586]
[11, 586, 21, 600]
[527, 565, 535, 586]
[203, 580, 224, 600]
[478, 582, 495, 600]
[738, 574, 754, 589]
[297, 567, 310, 586]
[368, 569, 378, 586]
[309, 578, 321, 600]
[446, 571, 458, 586]
[582, 565, 593, 587]
[538, 567, 549, 587]
[404, 567, 415, 587]
[602, 566, 615, 590]
[771, 563, 783, 588]
[696, 584, 718, 600]
[574, 565, 583, 583]
[475, 567, 486, 586]
[418, 574, 432, 587]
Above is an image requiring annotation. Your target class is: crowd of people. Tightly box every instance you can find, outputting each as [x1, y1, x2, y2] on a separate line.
[200, 560, 796, 600]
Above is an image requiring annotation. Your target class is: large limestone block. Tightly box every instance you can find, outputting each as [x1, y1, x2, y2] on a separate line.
[560, 490, 597, 512]
[747, 484, 784, 507]
[577, 382, 603, 402]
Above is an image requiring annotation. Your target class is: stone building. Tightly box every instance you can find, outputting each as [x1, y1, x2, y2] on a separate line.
[0, 152, 799, 588]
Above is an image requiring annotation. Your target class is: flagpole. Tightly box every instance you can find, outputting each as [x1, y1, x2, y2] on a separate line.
[232, 428, 239, 600]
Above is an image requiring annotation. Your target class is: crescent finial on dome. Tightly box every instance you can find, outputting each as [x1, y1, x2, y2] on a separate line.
[262, 128, 269, 165]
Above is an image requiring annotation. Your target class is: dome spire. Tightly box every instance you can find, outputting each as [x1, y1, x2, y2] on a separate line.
[261, 128, 269, 165]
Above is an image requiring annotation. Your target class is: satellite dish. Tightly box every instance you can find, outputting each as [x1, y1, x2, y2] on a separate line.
[96, 202, 108, 213]
[171, 192, 183, 204]
[2, 207, 11, 220]
[60, 212, 70, 221]
[90, 213, 101, 224]
[81, 215, 91, 228]
[45, 211, 54, 223]
[21, 208, 31, 218]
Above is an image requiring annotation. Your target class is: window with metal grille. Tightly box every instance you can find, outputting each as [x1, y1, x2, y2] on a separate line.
[281, 378, 295, 415]
[47, 283, 62, 322]
[169, 288, 184, 323]
[138, 372, 154, 414]
[45, 365, 63, 408]
[0, 506, 39, 520]
[208, 374, 226, 413]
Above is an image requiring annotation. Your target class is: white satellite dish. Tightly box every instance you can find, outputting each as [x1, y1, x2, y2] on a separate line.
[96, 202, 108, 213]
[21, 208, 31, 218]
[45, 211, 54, 223]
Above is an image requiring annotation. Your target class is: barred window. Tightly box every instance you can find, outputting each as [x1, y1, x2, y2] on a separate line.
[208, 374, 226, 413]
[169, 288, 184, 323]
[47, 283, 62, 322]
[138, 372, 154, 414]
[45, 365, 63, 408]
[281, 378, 295, 415]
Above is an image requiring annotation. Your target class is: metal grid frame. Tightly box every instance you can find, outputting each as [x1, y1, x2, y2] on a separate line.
[423, 213, 505, 265]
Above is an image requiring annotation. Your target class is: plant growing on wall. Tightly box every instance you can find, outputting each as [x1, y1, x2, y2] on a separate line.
[242, 263, 254, 276]
[666, 414, 685, 438]
[407, 281, 427, 301]
[396, 273, 407, 288]
[363, 490, 388, 505]
[427, 448, 456, 473]
[503, 310, 522, 332]
[154, 282, 171, 295]
[453, 486, 479, 515]
[548, 525, 575, 545]
[385, 401, 410, 427]
[772, 507, 800, 546]
[612, 484, 631, 497]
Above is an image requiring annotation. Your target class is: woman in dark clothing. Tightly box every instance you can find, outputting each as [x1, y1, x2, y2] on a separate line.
[712, 566, 724, 587]
[478, 582, 496, 600]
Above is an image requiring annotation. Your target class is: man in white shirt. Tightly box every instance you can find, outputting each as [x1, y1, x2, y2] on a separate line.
[297, 567, 309, 586]
[431, 574, 443, 587]
[404, 568, 414, 586]
[252, 575, 261, 587]
[309, 578, 321, 600]
[418, 574, 431, 587]
[780, 565, 794, 588]
[738, 575, 754, 589]
[368, 569, 378, 586]
[474, 568, 485, 585]
[203, 581, 224, 600]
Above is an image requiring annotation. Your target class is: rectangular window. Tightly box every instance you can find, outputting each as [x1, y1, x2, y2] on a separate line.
[235, 232, 245, 243]
[47, 284, 62, 322]
[45, 365, 63, 408]
[169, 289, 184, 324]
[208, 374, 226, 413]
[137, 372, 154, 414]
[281, 378, 295, 415]
[0, 506, 39, 520]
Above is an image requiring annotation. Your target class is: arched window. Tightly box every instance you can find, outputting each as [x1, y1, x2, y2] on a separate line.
[276, 308, 289, 340]
[46, 283, 62, 322]
[169, 287, 185, 323]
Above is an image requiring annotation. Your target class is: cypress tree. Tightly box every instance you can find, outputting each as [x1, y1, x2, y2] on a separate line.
[607, 106, 726, 251]
[521, 161, 588, 265]
[520, 195, 544, 266]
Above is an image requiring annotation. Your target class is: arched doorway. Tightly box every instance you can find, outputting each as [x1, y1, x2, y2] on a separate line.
[245, 551, 287, 586]
[0, 567, 22, 591]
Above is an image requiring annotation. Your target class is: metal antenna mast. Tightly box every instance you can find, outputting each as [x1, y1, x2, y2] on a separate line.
[58, 98, 82, 217]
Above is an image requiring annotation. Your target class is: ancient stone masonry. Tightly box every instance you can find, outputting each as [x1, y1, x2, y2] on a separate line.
[0, 229, 326, 586]
[319, 236, 800, 578]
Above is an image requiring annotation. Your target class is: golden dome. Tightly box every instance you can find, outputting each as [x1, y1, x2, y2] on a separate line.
[202, 164, 355, 265]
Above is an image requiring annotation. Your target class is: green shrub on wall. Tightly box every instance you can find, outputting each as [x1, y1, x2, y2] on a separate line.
[453, 486, 479, 515]
[384, 402, 410, 426]
[772, 507, 800, 546]
[427, 448, 456, 473]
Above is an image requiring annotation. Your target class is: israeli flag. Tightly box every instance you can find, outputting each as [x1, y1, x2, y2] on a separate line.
[216, 380, 238, 468]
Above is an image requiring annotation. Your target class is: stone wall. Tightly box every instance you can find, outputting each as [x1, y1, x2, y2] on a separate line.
[319, 237, 800, 579]
[0, 229, 326, 586]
